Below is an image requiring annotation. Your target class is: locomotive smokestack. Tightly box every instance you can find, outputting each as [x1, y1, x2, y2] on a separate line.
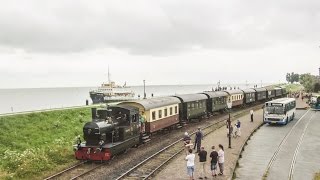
[91, 108, 97, 119]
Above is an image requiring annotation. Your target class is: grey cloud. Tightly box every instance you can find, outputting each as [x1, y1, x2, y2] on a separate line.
[0, 0, 319, 55]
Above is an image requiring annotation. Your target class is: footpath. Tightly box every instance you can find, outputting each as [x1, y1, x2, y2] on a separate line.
[155, 108, 264, 180]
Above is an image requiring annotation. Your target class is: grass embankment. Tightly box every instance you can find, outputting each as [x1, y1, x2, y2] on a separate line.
[0, 108, 91, 180]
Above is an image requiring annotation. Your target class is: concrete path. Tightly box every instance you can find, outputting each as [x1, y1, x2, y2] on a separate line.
[155, 108, 264, 180]
[236, 106, 320, 180]
[234, 110, 308, 179]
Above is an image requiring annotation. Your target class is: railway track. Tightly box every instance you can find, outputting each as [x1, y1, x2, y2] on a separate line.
[263, 109, 316, 180]
[115, 113, 236, 180]
[44, 161, 105, 180]
[288, 111, 316, 180]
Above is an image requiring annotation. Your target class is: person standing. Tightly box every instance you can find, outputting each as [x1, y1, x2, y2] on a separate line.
[218, 144, 224, 176]
[236, 120, 241, 137]
[185, 149, 195, 180]
[140, 111, 146, 133]
[183, 132, 192, 155]
[210, 146, 218, 177]
[250, 109, 254, 122]
[198, 147, 208, 179]
[194, 127, 203, 153]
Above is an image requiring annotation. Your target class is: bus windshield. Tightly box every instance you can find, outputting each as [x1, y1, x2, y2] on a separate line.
[266, 106, 284, 115]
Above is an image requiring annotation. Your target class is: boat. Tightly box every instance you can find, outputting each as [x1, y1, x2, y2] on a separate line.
[90, 69, 135, 104]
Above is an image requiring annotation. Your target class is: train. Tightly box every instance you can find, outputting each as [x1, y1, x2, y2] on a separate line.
[74, 86, 287, 161]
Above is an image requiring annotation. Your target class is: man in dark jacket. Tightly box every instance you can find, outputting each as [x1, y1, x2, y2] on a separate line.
[194, 127, 203, 153]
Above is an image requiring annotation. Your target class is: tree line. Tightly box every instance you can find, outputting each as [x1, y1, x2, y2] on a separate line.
[286, 72, 320, 92]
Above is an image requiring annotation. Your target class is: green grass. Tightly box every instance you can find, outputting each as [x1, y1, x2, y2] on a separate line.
[285, 84, 304, 93]
[0, 108, 91, 180]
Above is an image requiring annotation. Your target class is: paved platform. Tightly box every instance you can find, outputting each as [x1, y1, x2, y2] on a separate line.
[155, 109, 264, 180]
[235, 99, 319, 180]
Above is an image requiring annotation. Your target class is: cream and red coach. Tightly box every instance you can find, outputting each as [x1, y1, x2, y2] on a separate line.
[119, 97, 180, 133]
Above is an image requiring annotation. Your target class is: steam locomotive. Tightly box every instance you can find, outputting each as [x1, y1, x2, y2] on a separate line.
[74, 86, 287, 161]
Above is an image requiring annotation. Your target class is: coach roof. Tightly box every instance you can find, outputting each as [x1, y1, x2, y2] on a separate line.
[224, 90, 243, 95]
[120, 97, 181, 110]
[202, 91, 229, 98]
[173, 94, 208, 103]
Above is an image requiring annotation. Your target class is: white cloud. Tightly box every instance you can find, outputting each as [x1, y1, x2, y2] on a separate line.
[0, 0, 319, 88]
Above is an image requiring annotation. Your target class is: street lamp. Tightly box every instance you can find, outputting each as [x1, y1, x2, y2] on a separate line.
[227, 100, 232, 148]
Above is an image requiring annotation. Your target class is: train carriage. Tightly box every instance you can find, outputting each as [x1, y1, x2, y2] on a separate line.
[224, 90, 244, 108]
[242, 89, 256, 104]
[119, 97, 180, 133]
[274, 87, 283, 97]
[254, 87, 267, 101]
[280, 87, 287, 97]
[266, 86, 276, 99]
[173, 94, 208, 121]
[201, 91, 228, 113]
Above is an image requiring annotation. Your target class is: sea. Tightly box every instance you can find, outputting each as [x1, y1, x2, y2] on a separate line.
[0, 83, 271, 114]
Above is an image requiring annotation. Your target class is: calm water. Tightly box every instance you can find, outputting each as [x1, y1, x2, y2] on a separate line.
[0, 83, 270, 114]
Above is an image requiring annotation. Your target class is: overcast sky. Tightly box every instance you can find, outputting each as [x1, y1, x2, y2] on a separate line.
[0, 0, 319, 88]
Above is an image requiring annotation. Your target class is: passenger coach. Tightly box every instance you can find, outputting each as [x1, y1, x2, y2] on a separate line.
[266, 86, 276, 99]
[202, 91, 228, 114]
[119, 97, 180, 133]
[242, 89, 256, 104]
[225, 90, 244, 108]
[173, 94, 208, 121]
[254, 87, 267, 101]
[274, 87, 283, 97]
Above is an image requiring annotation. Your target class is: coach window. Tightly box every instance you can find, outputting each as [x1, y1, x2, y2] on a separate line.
[170, 107, 173, 115]
[164, 108, 167, 117]
[158, 110, 162, 119]
[175, 106, 178, 114]
[152, 111, 156, 120]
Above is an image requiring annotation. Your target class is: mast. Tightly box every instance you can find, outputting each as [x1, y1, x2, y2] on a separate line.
[108, 66, 111, 83]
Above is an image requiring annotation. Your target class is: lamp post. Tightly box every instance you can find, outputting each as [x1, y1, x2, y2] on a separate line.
[227, 101, 232, 148]
[143, 80, 146, 99]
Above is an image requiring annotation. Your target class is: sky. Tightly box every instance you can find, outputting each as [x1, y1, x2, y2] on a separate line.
[0, 0, 319, 89]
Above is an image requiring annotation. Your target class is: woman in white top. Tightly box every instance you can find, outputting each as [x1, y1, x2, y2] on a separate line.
[218, 144, 224, 175]
[185, 149, 195, 180]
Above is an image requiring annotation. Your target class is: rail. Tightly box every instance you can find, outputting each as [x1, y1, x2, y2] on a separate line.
[114, 108, 251, 180]
[263, 109, 310, 179]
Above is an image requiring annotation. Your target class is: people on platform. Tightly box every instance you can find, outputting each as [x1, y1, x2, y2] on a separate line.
[194, 127, 203, 153]
[236, 120, 241, 137]
[185, 149, 195, 180]
[198, 147, 208, 179]
[218, 144, 225, 175]
[183, 132, 193, 154]
[210, 146, 219, 177]
[250, 109, 254, 122]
